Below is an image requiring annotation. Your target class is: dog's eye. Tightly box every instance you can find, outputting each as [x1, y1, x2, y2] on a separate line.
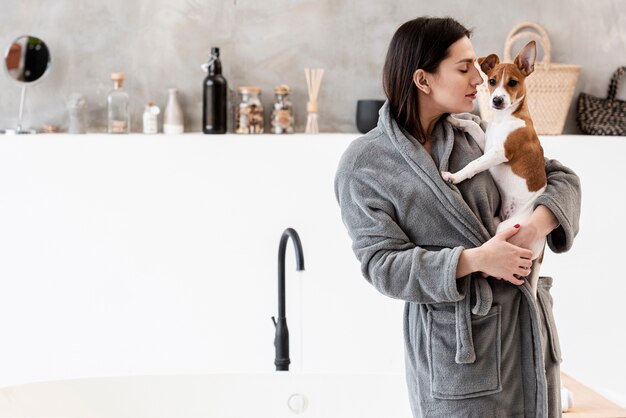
[489, 79, 496, 86]
[508, 79, 519, 87]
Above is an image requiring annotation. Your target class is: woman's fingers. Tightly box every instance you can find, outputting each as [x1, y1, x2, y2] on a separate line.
[494, 274, 525, 286]
[520, 258, 532, 269]
[519, 248, 534, 259]
[508, 275, 525, 285]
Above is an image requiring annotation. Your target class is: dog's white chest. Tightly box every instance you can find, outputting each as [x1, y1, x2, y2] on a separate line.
[485, 115, 526, 151]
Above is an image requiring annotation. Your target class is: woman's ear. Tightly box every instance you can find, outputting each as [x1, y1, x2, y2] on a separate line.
[413, 69, 431, 94]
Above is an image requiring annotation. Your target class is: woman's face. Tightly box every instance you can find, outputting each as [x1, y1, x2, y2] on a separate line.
[425, 36, 484, 114]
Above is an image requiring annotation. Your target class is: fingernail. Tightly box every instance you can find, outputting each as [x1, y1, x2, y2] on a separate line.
[514, 224, 520, 228]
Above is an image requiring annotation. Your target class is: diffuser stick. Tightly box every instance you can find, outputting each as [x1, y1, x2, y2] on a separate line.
[304, 68, 324, 134]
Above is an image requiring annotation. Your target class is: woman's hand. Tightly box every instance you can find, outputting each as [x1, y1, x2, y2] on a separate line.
[478, 207, 558, 280]
[506, 222, 539, 255]
[475, 225, 533, 285]
[507, 206, 559, 252]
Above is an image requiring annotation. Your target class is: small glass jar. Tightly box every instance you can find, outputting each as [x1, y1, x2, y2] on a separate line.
[67, 93, 87, 134]
[235, 86, 264, 134]
[271, 84, 294, 134]
[142, 102, 160, 134]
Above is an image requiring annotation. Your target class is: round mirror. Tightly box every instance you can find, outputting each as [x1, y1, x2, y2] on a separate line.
[4, 35, 51, 84]
[2, 35, 51, 134]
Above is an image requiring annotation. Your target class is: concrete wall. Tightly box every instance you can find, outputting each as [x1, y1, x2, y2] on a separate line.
[1, 0, 625, 133]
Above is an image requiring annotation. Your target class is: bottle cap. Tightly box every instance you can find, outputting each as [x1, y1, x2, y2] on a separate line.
[275, 84, 290, 94]
[145, 103, 160, 115]
[238, 86, 261, 93]
[111, 72, 125, 81]
[211, 47, 220, 56]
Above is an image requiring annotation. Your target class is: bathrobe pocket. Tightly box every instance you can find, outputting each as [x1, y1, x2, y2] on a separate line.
[427, 305, 502, 399]
[537, 276, 563, 364]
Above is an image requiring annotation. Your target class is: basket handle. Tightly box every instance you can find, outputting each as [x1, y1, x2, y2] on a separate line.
[607, 66, 626, 100]
[504, 22, 552, 67]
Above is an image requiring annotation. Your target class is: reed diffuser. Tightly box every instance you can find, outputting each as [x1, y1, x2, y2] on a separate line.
[304, 68, 324, 134]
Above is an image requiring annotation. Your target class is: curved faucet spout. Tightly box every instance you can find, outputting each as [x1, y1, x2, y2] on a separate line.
[278, 228, 305, 317]
[271, 227, 305, 371]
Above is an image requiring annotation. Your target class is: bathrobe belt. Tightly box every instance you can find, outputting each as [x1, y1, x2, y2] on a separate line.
[454, 274, 492, 364]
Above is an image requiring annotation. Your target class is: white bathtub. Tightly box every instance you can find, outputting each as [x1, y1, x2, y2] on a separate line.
[0, 372, 412, 418]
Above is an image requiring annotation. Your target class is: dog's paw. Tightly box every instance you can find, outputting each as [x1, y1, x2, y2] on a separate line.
[446, 115, 464, 128]
[446, 114, 480, 131]
[441, 171, 458, 184]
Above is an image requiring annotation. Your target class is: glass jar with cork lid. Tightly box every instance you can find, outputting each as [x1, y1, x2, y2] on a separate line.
[107, 72, 130, 134]
[235, 86, 264, 134]
[271, 84, 294, 134]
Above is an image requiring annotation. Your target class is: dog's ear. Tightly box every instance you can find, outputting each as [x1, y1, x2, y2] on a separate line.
[477, 54, 499, 75]
[515, 41, 536, 76]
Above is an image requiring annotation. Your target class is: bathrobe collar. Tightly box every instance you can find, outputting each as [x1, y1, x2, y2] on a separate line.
[377, 100, 493, 247]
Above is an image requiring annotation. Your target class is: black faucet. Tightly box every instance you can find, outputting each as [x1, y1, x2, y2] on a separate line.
[271, 227, 305, 371]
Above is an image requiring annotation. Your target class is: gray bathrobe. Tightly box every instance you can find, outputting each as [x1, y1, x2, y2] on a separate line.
[334, 101, 581, 418]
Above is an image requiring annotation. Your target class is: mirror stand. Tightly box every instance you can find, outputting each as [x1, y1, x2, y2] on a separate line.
[1, 85, 36, 134]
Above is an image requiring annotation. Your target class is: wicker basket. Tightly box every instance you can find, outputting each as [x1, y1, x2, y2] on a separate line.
[476, 22, 581, 135]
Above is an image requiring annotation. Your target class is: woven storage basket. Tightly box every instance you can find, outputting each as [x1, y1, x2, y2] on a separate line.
[476, 22, 581, 135]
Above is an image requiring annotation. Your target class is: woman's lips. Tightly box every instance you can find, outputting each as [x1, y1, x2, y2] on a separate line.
[466, 91, 477, 99]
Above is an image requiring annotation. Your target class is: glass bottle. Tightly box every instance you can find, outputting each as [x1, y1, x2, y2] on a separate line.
[163, 88, 184, 134]
[271, 84, 294, 134]
[235, 86, 263, 134]
[107, 72, 130, 134]
[202, 47, 228, 134]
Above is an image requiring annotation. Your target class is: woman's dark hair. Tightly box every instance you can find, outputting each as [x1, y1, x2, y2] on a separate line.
[383, 17, 472, 144]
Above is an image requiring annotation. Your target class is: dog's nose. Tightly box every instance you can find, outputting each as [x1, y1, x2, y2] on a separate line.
[492, 96, 504, 107]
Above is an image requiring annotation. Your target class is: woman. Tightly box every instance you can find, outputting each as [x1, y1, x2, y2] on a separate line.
[334, 17, 581, 417]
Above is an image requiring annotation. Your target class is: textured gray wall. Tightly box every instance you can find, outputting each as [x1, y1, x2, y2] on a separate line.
[0, 0, 625, 134]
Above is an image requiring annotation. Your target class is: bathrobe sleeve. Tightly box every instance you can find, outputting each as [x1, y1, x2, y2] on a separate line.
[533, 157, 582, 253]
[334, 166, 469, 304]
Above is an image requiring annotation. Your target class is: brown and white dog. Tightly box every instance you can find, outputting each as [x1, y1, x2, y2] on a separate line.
[441, 41, 546, 299]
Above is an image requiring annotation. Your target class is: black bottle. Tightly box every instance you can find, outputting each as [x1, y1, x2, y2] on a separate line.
[202, 47, 228, 134]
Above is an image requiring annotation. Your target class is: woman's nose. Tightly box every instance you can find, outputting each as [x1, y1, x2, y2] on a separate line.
[470, 68, 483, 87]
